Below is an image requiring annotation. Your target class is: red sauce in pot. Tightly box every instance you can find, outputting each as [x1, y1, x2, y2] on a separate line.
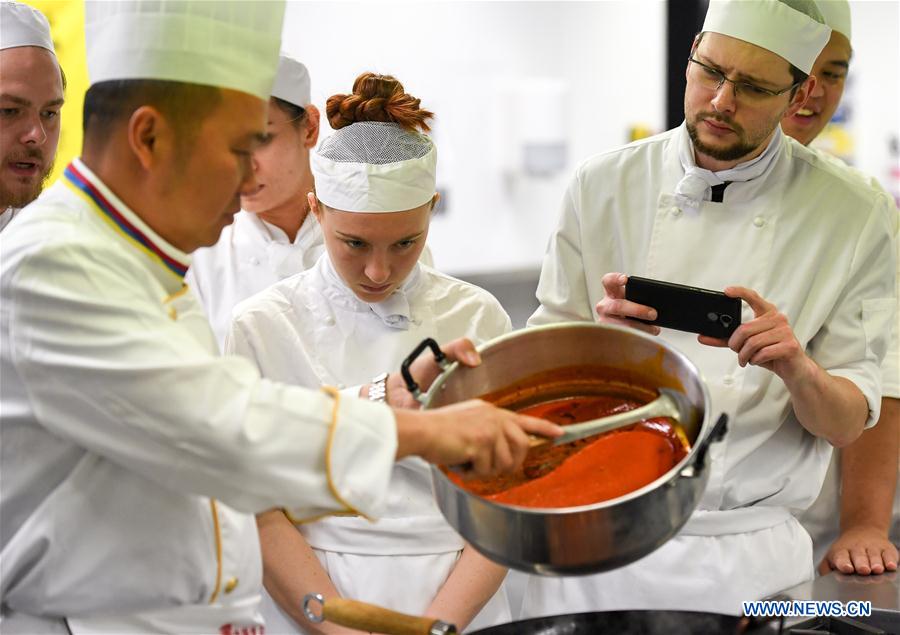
[448, 394, 690, 508]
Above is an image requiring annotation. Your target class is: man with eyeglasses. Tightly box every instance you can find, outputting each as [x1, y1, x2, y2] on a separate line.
[787, 0, 899, 580]
[525, 0, 897, 617]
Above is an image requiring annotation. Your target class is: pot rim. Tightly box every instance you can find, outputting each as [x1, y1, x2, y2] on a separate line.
[424, 321, 713, 515]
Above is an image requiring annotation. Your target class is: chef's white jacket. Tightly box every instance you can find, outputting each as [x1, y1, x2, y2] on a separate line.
[524, 124, 898, 615]
[226, 255, 513, 632]
[0, 207, 20, 233]
[187, 211, 326, 348]
[0, 160, 398, 633]
[187, 211, 434, 350]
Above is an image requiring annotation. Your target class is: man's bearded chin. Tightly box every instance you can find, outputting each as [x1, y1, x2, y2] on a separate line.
[0, 159, 55, 209]
[686, 119, 759, 162]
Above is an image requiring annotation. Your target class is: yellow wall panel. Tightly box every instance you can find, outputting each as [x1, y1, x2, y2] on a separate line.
[25, 0, 86, 186]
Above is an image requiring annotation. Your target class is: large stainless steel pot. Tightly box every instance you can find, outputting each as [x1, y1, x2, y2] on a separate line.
[401, 322, 727, 576]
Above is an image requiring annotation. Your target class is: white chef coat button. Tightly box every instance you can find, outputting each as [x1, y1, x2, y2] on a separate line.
[669, 206, 682, 217]
[323, 316, 335, 326]
[336, 383, 345, 390]
[753, 216, 766, 228]
[249, 256, 260, 266]
[723, 375, 734, 386]
[224, 576, 239, 594]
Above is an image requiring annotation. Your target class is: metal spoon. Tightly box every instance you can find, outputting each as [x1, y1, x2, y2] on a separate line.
[529, 387, 696, 448]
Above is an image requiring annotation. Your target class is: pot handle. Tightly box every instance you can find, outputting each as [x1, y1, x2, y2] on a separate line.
[302, 593, 457, 635]
[679, 413, 728, 479]
[401, 338, 451, 405]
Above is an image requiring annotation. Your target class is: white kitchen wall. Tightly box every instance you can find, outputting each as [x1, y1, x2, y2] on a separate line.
[282, 0, 667, 276]
[282, 0, 899, 278]
[848, 0, 900, 201]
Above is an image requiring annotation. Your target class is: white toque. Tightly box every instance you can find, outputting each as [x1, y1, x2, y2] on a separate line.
[84, 0, 285, 100]
[702, 0, 831, 74]
[1, 1, 54, 53]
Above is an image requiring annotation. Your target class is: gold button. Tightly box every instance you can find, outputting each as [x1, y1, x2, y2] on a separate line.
[224, 577, 239, 594]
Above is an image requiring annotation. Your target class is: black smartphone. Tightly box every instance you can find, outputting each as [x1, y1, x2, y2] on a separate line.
[624, 276, 742, 338]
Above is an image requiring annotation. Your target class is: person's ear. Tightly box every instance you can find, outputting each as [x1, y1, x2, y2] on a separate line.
[303, 104, 321, 149]
[127, 106, 174, 171]
[430, 192, 440, 212]
[308, 192, 322, 222]
[784, 76, 816, 118]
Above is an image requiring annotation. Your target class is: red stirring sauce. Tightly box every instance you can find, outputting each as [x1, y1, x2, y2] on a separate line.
[449, 394, 690, 508]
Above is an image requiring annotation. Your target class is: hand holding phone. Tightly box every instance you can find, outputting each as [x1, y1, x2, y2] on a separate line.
[594, 273, 662, 335]
[624, 276, 742, 338]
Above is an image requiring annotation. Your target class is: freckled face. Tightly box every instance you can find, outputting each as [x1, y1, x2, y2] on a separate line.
[315, 200, 431, 303]
[240, 98, 314, 214]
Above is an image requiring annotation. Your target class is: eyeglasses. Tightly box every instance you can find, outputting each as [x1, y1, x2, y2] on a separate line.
[687, 57, 800, 103]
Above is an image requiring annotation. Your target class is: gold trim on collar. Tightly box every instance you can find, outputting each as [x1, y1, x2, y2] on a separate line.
[163, 284, 190, 304]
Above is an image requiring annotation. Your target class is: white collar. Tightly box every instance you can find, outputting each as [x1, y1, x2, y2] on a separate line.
[64, 158, 191, 291]
[248, 210, 321, 248]
[674, 122, 783, 211]
[316, 253, 422, 330]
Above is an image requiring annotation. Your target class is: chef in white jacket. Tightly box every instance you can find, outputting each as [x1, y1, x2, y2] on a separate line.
[186, 55, 325, 347]
[227, 72, 513, 634]
[0, 0, 64, 230]
[0, 4, 559, 634]
[524, 0, 897, 617]
[783, 0, 900, 578]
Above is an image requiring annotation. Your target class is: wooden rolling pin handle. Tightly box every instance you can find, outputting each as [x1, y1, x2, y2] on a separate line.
[323, 598, 457, 635]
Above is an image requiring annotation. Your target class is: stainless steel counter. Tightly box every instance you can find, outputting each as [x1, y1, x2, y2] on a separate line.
[771, 571, 900, 633]
[774, 571, 899, 610]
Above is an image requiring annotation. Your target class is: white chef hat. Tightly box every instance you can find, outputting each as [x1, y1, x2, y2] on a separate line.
[312, 122, 437, 213]
[702, 0, 831, 74]
[816, 0, 851, 41]
[1, 1, 54, 53]
[271, 54, 311, 108]
[84, 0, 285, 100]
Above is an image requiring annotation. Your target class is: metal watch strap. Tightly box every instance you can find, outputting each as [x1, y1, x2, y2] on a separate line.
[429, 621, 457, 635]
[368, 372, 389, 403]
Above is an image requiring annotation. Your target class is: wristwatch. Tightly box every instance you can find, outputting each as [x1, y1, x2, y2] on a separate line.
[368, 372, 389, 403]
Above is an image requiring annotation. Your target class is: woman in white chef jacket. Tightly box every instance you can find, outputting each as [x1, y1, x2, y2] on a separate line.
[186, 54, 323, 347]
[226, 73, 513, 634]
